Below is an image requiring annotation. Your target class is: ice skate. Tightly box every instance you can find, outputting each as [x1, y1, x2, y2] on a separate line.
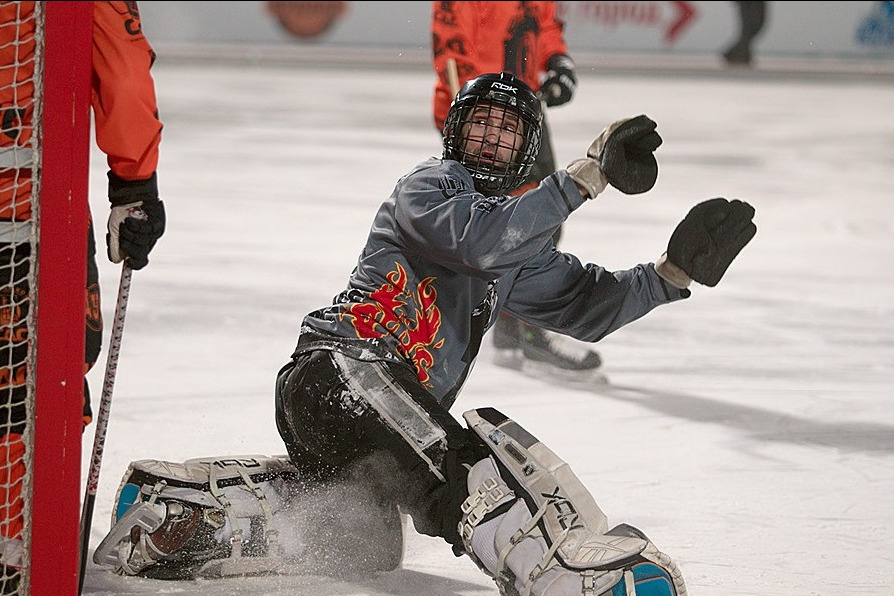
[492, 314, 606, 383]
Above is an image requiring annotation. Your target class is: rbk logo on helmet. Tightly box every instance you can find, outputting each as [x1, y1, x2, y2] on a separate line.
[489, 81, 519, 98]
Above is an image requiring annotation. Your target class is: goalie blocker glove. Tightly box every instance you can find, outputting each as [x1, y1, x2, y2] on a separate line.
[567, 114, 663, 198]
[658, 197, 757, 288]
[107, 171, 166, 270]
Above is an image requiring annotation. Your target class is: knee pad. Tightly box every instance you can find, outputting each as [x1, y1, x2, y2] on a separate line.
[460, 408, 687, 596]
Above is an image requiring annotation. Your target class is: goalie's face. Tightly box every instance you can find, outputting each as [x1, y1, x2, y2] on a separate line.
[441, 72, 542, 195]
[459, 103, 525, 174]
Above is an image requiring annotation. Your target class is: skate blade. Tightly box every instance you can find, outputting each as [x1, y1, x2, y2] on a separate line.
[520, 358, 609, 385]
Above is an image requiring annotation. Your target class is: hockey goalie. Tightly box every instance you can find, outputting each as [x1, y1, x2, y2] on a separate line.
[94, 70, 755, 594]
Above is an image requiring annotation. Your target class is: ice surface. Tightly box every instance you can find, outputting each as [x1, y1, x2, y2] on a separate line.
[80, 59, 894, 596]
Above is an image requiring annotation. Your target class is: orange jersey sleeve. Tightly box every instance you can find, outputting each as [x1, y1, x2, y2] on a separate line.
[431, 1, 569, 131]
[0, 2, 36, 148]
[531, 2, 570, 72]
[92, 1, 162, 181]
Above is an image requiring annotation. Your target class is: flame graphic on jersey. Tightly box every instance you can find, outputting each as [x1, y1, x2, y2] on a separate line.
[341, 263, 444, 385]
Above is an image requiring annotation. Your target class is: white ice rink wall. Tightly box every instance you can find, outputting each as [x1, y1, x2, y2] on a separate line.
[137, 1, 894, 71]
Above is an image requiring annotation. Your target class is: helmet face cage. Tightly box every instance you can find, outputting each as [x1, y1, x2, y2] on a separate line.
[443, 73, 542, 196]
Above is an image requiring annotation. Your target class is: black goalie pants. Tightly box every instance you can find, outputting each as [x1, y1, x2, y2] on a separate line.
[274, 348, 486, 551]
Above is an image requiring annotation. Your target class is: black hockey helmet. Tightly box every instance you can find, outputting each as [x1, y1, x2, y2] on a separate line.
[442, 72, 542, 196]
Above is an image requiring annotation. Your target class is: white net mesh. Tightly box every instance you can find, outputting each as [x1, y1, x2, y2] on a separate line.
[1, 2, 41, 594]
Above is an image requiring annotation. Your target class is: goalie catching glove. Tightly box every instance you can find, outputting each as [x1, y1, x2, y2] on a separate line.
[106, 171, 166, 270]
[567, 114, 663, 198]
[656, 197, 757, 288]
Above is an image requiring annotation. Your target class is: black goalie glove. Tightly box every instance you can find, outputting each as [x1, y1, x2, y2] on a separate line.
[541, 54, 576, 108]
[106, 172, 166, 270]
[663, 198, 757, 287]
[567, 115, 663, 198]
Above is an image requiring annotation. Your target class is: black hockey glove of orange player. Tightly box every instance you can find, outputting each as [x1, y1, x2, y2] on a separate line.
[106, 171, 166, 270]
[542, 54, 576, 107]
[656, 198, 757, 288]
[566, 115, 663, 198]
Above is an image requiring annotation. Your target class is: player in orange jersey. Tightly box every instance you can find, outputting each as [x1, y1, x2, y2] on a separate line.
[0, 3, 165, 590]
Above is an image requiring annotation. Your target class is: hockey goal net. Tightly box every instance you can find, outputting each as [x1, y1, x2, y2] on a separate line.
[1, 2, 93, 595]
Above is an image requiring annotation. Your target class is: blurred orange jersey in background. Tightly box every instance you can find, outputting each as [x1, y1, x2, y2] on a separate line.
[431, 1, 569, 130]
[1, 1, 162, 222]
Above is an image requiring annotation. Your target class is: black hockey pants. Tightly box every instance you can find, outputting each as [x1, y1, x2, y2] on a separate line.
[274, 347, 487, 552]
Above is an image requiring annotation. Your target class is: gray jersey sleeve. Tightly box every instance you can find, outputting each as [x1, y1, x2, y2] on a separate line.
[503, 247, 688, 343]
[391, 158, 686, 343]
[393, 158, 586, 280]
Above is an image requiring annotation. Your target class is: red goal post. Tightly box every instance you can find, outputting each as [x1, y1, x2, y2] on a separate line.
[1, 3, 93, 596]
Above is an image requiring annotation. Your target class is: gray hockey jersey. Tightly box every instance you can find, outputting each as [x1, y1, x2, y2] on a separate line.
[299, 157, 688, 407]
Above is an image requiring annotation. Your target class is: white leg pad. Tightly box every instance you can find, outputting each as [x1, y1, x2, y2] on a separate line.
[463, 457, 625, 596]
[460, 408, 688, 596]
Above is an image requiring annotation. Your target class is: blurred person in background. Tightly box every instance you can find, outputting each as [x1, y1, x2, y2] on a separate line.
[723, 1, 768, 66]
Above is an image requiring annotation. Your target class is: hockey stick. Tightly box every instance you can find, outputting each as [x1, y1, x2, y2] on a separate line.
[78, 263, 134, 595]
[446, 57, 460, 97]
